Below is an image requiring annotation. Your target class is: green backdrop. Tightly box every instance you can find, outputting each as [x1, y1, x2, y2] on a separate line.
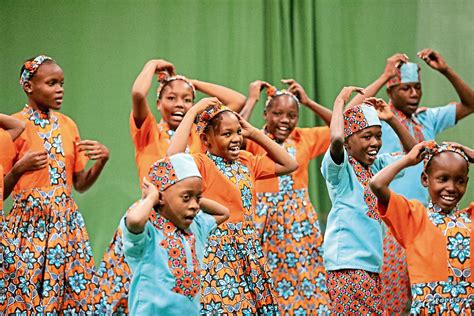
[1, 0, 473, 262]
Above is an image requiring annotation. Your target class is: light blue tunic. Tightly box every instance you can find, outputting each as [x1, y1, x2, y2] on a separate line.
[321, 149, 401, 273]
[380, 104, 456, 205]
[122, 210, 216, 315]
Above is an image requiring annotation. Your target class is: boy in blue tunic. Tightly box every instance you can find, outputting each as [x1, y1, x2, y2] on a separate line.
[348, 49, 474, 206]
[121, 153, 229, 315]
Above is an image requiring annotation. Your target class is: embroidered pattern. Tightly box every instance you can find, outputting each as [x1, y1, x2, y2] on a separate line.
[391, 104, 425, 148]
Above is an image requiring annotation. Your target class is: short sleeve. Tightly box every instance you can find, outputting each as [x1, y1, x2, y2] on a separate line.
[191, 211, 217, 243]
[70, 119, 88, 173]
[246, 152, 276, 180]
[417, 103, 456, 136]
[121, 215, 151, 260]
[379, 191, 427, 248]
[0, 129, 16, 174]
[299, 127, 331, 159]
[372, 152, 403, 174]
[130, 111, 158, 151]
[321, 148, 349, 186]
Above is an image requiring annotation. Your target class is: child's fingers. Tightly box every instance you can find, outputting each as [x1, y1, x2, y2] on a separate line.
[281, 79, 295, 85]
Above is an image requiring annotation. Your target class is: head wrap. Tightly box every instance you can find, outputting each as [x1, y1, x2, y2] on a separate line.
[156, 72, 196, 99]
[387, 62, 421, 88]
[343, 101, 381, 138]
[423, 141, 469, 171]
[265, 85, 300, 109]
[19, 55, 54, 85]
[148, 153, 202, 191]
[196, 103, 233, 135]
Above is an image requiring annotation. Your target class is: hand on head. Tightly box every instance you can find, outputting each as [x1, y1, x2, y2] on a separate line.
[405, 141, 428, 166]
[441, 142, 474, 163]
[335, 86, 365, 106]
[248, 80, 271, 101]
[235, 113, 256, 139]
[192, 97, 221, 115]
[153, 59, 176, 77]
[365, 97, 393, 121]
[141, 177, 160, 204]
[282, 79, 309, 104]
[417, 49, 448, 72]
[383, 53, 409, 79]
[77, 140, 110, 161]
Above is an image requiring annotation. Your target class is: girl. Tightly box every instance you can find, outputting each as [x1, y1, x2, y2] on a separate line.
[242, 79, 331, 314]
[98, 59, 246, 313]
[167, 98, 298, 314]
[321, 87, 416, 314]
[122, 154, 229, 315]
[370, 141, 473, 315]
[6, 55, 110, 314]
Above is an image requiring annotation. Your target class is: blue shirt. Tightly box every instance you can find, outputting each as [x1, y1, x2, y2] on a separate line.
[321, 149, 401, 273]
[122, 209, 216, 315]
[380, 104, 456, 205]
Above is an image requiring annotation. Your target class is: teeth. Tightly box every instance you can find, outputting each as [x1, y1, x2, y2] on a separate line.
[278, 127, 288, 131]
[441, 196, 455, 201]
[368, 151, 377, 155]
[173, 111, 184, 116]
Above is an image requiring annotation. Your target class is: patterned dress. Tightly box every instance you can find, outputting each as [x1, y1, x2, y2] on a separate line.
[6, 106, 98, 314]
[248, 127, 330, 315]
[410, 203, 473, 315]
[195, 152, 279, 315]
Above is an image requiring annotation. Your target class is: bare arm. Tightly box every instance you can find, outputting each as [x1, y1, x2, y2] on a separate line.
[199, 197, 229, 225]
[237, 114, 298, 176]
[126, 178, 159, 234]
[73, 140, 109, 193]
[239, 80, 270, 121]
[370, 142, 426, 206]
[191, 79, 246, 113]
[283, 79, 332, 125]
[418, 49, 474, 121]
[0, 114, 26, 141]
[131, 59, 176, 128]
[347, 53, 409, 108]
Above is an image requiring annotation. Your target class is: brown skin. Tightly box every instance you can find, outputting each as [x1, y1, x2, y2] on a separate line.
[345, 126, 382, 167]
[264, 95, 299, 143]
[387, 82, 422, 117]
[157, 80, 194, 130]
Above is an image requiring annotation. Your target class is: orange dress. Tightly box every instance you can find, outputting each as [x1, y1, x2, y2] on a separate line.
[380, 191, 473, 315]
[247, 126, 331, 314]
[0, 129, 39, 314]
[5, 106, 97, 314]
[193, 151, 280, 315]
[97, 111, 204, 314]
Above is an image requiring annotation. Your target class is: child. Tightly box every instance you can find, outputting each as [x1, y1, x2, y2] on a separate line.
[121, 153, 229, 314]
[97, 58, 246, 313]
[370, 141, 473, 315]
[167, 99, 298, 314]
[242, 79, 331, 314]
[6, 55, 110, 313]
[321, 86, 416, 314]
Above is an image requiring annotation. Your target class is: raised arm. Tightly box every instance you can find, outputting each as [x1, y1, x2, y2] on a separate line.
[126, 178, 159, 234]
[190, 79, 246, 113]
[330, 87, 365, 164]
[370, 97, 417, 152]
[199, 197, 230, 225]
[346, 53, 409, 108]
[283, 79, 332, 126]
[370, 142, 426, 206]
[418, 49, 474, 121]
[0, 114, 26, 140]
[131, 59, 176, 128]
[237, 114, 298, 176]
[73, 140, 109, 193]
[239, 80, 270, 121]
[166, 97, 221, 156]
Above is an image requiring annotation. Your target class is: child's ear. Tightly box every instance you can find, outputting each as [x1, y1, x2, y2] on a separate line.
[157, 192, 165, 207]
[200, 133, 209, 148]
[156, 99, 162, 111]
[23, 81, 32, 94]
[421, 171, 429, 188]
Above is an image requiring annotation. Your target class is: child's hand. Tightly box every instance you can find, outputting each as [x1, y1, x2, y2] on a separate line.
[335, 86, 365, 105]
[383, 53, 409, 79]
[282, 79, 309, 104]
[192, 97, 221, 115]
[404, 141, 428, 166]
[151, 59, 176, 76]
[417, 49, 448, 73]
[141, 177, 159, 204]
[248, 80, 270, 102]
[365, 97, 393, 121]
[442, 142, 474, 163]
[236, 113, 256, 139]
[77, 140, 110, 161]
[14, 150, 48, 173]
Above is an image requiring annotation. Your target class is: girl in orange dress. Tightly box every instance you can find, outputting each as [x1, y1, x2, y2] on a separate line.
[97, 59, 246, 313]
[241, 80, 332, 314]
[168, 99, 299, 314]
[6, 55, 110, 314]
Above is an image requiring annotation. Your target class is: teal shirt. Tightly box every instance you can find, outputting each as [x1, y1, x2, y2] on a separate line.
[380, 104, 456, 205]
[321, 149, 402, 273]
[122, 210, 216, 315]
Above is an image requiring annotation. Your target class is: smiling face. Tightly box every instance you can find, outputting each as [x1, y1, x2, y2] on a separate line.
[387, 82, 423, 117]
[160, 176, 202, 230]
[201, 111, 243, 161]
[25, 61, 64, 112]
[157, 80, 194, 130]
[264, 95, 299, 143]
[345, 126, 382, 167]
[422, 152, 469, 212]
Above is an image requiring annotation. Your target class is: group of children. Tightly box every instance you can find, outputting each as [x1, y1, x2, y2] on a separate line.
[0, 49, 472, 315]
